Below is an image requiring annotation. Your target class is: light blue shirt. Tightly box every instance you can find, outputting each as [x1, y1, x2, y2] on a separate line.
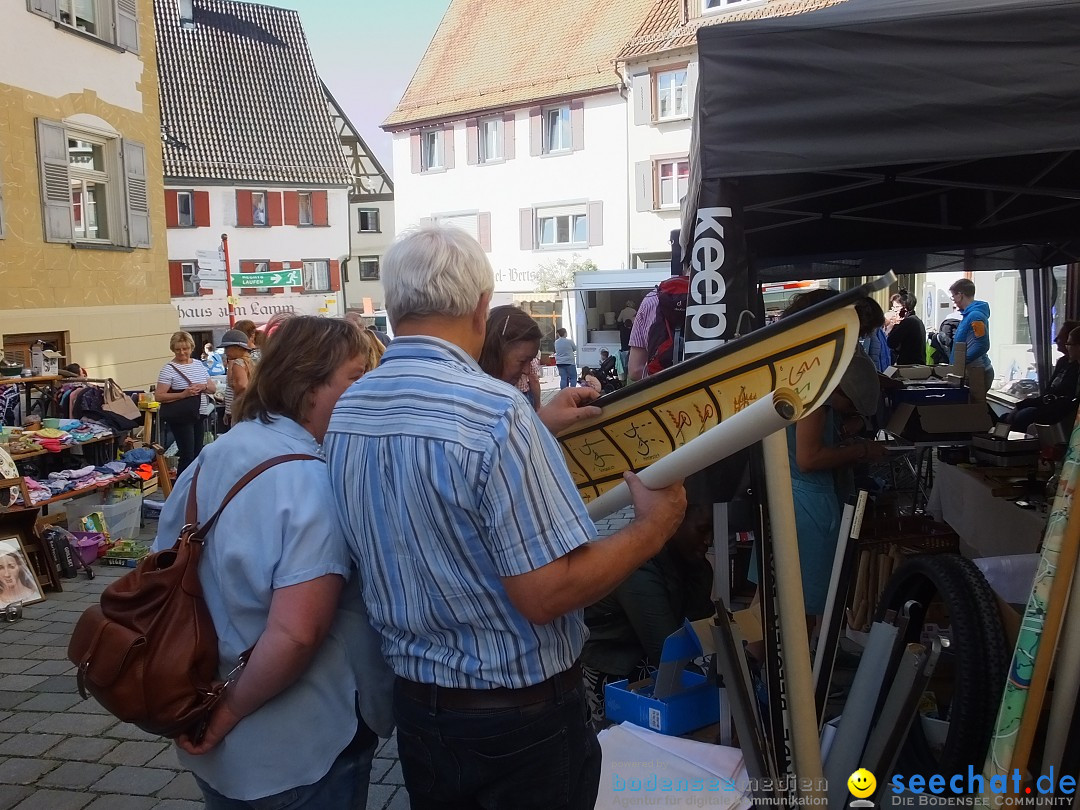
[553, 336, 576, 365]
[153, 417, 394, 801]
[324, 336, 595, 690]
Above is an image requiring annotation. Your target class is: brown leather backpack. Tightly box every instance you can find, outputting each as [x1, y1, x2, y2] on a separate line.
[67, 454, 318, 740]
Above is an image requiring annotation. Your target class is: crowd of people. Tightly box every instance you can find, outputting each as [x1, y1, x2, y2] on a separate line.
[146, 224, 1075, 808]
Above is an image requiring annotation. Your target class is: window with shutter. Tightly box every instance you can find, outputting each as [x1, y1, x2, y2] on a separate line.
[298, 192, 313, 226]
[122, 138, 150, 247]
[37, 119, 147, 247]
[38, 0, 139, 51]
[36, 119, 74, 243]
[176, 191, 194, 227]
[542, 106, 572, 154]
[535, 204, 588, 248]
[302, 260, 330, 292]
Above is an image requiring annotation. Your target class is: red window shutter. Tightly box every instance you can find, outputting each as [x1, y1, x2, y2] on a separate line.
[283, 191, 299, 226]
[240, 259, 256, 296]
[478, 212, 491, 252]
[466, 119, 478, 165]
[193, 191, 210, 227]
[268, 260, 284, 294]
[267, 192, 283, 227]
[529, 108, 542, 156]
[165, 190, 179, 228]
[313, 191, 329, 226]
[236, 190, 253, 226]
[410, 132, 421, 173]
[329, 259, 341, 292]
[168, 261, 184, 296]
[571, 100, 584, 151]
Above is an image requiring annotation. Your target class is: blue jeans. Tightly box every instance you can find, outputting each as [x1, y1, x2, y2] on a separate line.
[393, 677, 601, 809]
[194, 735, 376, 810]
[557, 364, 577, 389]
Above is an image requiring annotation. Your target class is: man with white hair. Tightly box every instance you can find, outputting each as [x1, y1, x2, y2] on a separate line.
[324, 225, 686, 809]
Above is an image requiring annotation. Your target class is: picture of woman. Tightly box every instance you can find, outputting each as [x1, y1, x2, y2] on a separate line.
[0, 541, 42, 608]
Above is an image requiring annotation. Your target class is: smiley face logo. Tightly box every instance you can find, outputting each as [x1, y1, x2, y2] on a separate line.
[848, 768, 877, 799]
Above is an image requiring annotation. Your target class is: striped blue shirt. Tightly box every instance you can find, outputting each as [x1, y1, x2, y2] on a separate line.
[324, 336, 595, 689]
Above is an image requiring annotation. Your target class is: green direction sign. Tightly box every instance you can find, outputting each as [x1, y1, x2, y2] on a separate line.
[231, 269, 302, 288]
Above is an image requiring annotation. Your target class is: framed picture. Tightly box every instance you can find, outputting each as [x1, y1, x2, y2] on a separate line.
[0, 536, 44, 609]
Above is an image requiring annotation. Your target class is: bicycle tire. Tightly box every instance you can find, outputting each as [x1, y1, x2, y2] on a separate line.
[873, 553, 1007, 778]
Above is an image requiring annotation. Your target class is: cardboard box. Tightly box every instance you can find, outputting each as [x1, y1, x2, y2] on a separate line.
[604, 619, 721, 736]
[886, 402, 992, 442]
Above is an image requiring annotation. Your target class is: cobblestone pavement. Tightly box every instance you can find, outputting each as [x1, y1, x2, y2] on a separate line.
[0, 490, 634, 809]
[0, 374, 626, 808]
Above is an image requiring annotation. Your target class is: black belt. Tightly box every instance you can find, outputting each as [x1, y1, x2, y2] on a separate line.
[396, 663, 582, 711]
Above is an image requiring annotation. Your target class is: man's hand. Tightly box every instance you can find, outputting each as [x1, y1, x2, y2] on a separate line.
[538, 387, 602, 435]
[624, 471, 686, 550]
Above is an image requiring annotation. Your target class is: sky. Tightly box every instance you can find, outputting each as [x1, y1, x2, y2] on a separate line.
[264, 0, 453, 175]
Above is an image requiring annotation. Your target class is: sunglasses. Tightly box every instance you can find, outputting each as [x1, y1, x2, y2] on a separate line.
[2, 602, 23, 623]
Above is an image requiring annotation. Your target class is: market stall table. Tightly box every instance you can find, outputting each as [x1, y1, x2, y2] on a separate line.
[926, 463, 1047, 558]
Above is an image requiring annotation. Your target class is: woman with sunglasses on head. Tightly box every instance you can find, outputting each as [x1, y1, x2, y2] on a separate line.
[479, 306, 543, 410]
[153, 316, 393, 810]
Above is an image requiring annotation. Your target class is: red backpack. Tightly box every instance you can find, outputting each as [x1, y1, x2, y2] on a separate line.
[645, 275, 690, 376]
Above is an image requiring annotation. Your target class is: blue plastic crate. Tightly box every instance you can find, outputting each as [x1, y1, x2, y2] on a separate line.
[604, 669, 720, 736]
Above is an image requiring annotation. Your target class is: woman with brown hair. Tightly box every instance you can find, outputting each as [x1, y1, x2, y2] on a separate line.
[479, 305, 543, 408]
[153, 316, 390, 809]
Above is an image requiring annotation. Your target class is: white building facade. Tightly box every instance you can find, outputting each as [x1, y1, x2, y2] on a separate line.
[390, 92, 630, 298]
[163, 185, 349, 337]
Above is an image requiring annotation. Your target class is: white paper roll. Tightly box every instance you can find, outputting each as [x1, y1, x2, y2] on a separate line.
[585, 388, 803, 520]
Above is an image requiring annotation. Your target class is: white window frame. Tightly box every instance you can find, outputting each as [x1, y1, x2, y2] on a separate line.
[298, 191, 313, 226]
[176, 190, 193, 227]
[421, 129, 444, 172]
[702, 0, 765, 14]
[655, 69, 689, 121]
[59, 0, 102, 36]
[68, 131, 115, 243]
[479, 117, 502, 163]
[302, 259, 330, 292]
[536, 205, 587, 249]
[656, 158, 690, 209]
[358, 257, 380, 280]
[38, 0, 139, 51]
[357, 208, 379, 233]
[543, 106, 572, 154]
[436, 213, 480, 242]
[250, 259, 270, 294]
[181, 260, 197, 296]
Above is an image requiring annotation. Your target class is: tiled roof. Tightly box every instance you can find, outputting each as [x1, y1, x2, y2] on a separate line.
[618, 0, 849, 61]
[155, 0, 351, 185]
[383, 0, 658, 130]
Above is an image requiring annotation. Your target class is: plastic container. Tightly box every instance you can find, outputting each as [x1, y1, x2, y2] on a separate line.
[70, 531, 106, 565]
[64, 494, 143, 541]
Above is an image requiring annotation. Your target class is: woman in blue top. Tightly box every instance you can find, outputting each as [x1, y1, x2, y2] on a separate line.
[154, 316, 393, 809]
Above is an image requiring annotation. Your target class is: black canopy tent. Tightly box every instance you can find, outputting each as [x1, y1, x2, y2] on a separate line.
[682, 0, 1080, 381]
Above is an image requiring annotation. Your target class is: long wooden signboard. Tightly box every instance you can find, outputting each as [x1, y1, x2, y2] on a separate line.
[556, 275, 893, 502]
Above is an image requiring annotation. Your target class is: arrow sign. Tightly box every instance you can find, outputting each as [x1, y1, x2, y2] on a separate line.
[231, 269, 302, 287]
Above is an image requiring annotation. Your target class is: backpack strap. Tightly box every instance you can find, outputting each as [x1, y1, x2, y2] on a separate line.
[186, 454, 322, 543]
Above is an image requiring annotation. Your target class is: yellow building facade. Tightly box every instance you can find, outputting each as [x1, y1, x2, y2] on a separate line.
[0, 0, 178, 387]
